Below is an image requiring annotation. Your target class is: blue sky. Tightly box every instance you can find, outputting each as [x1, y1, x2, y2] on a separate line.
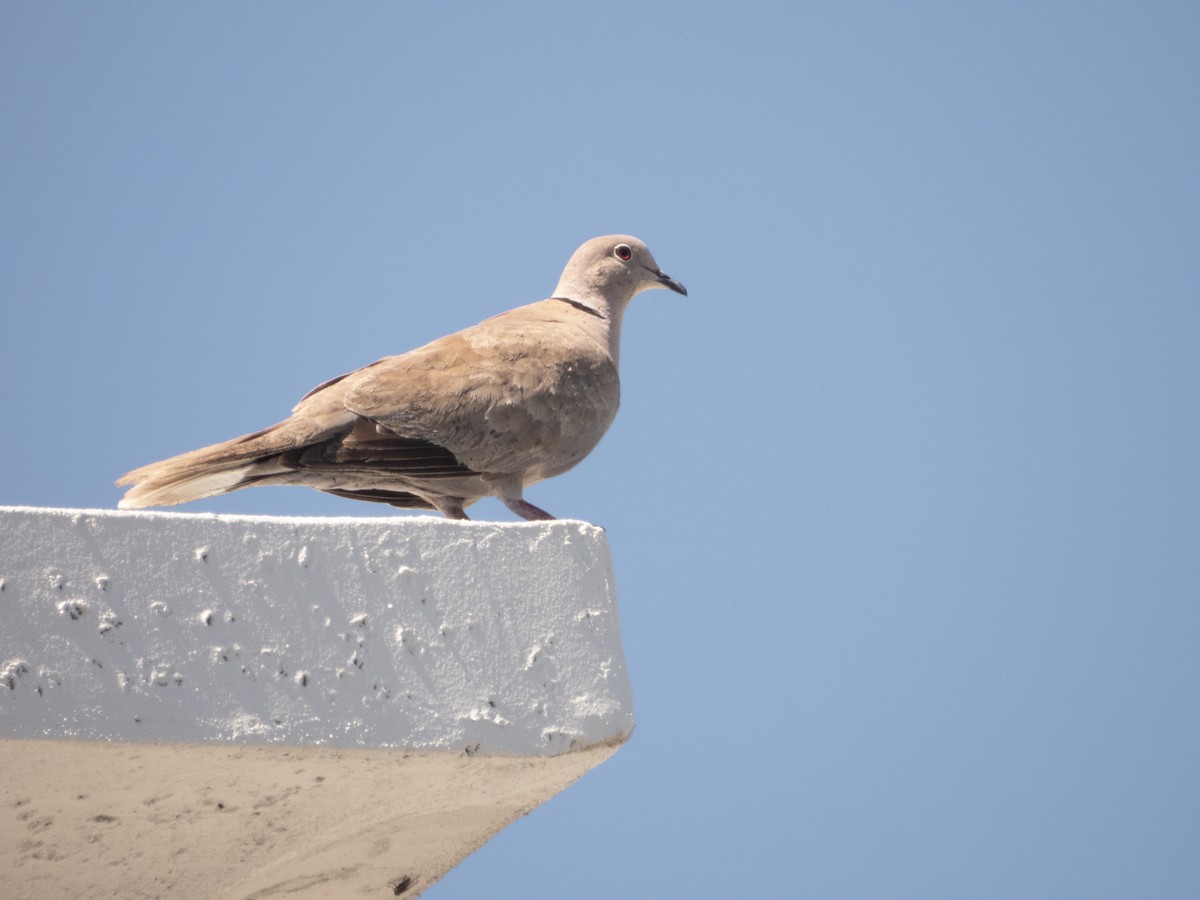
[3, 3, 1199, 897]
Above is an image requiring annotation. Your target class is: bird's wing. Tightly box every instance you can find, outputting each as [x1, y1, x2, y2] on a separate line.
[328, 302, 619, 477]
[286, 416, 477, 479]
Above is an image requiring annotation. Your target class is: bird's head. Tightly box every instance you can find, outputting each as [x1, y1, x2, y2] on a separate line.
[553, 235, 687, 311]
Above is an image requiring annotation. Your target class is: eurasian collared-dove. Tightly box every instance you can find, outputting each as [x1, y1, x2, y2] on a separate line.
[116, 235, 686, 520]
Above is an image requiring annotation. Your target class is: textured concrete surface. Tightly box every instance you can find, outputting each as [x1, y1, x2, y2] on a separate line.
[1, 738, 620, 899]
[0, 507, 633, 898]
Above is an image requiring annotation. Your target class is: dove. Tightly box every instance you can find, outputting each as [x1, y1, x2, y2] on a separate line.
[116, 235, 686, 520]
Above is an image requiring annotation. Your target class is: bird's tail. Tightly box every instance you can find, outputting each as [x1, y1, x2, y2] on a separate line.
[115, 420, 317, 509]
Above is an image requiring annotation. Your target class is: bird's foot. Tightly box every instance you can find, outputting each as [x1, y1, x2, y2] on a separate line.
[503, 498, 556, 521]
[434, 498, 470, 520]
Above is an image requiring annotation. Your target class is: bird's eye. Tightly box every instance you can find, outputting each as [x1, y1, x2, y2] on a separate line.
[614, 244, 632, 261]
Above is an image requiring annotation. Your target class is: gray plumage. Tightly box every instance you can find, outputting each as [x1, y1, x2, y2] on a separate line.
[116, 235, 686, 520]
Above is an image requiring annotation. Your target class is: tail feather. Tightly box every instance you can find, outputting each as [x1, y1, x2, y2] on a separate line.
[117, 463, 256, 509]
[115, 416, 343, 509]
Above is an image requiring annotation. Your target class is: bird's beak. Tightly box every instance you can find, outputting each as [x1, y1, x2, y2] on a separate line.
[656, 270, 688, 296]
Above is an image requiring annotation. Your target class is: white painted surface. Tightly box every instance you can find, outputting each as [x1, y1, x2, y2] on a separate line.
[0, 506, 633, 755]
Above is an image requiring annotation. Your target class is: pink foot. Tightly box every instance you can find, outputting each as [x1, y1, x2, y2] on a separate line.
[502, 498, 556, 521]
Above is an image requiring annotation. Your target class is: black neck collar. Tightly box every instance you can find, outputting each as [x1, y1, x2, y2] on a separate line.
[550, 296, 605, 319]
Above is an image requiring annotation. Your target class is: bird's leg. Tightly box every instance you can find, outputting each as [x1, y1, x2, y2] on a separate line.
[502, 497, 556, 521]
[433, 497, 470, 520]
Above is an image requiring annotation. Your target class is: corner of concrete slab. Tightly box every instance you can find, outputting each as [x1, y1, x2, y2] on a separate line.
[0, 506, 634, 899]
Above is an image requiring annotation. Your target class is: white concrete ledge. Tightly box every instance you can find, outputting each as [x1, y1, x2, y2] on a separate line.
[0, 506, 633, 898]
[0, 506, 632, 752]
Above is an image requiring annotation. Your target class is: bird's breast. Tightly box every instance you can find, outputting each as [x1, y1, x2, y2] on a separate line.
[514, 355, 620, 482]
